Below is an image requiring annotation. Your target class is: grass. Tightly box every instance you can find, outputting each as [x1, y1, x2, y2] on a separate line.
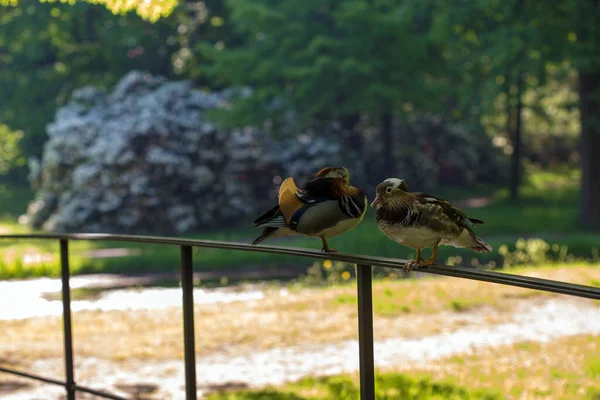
[402, 334, 600, 400]
[206, 373, 503, 400]
[206, 334, 600, 400]
[341, 264, 599, 316]
[1, 168, 598, 279]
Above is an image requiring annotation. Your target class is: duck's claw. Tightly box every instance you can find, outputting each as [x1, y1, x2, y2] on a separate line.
[403, 259, 434, 271]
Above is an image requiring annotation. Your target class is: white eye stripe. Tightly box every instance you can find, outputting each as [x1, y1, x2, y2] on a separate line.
[383, 178, 403, 189]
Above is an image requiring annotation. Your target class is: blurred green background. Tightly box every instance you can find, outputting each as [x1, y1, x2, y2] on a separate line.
[0, 1, 599, 399]
[1, 0, 599, 278]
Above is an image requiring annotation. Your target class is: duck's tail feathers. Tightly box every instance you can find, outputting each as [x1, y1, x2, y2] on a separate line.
[253, 205, 282, 227]
[468, 217, 485, 225]
[254, 214, 288, 229]
[467, 229, 492, 253]
[455, 228, 493, 253]
[252, 226, 295, 245]
[470, 235, 492, 253]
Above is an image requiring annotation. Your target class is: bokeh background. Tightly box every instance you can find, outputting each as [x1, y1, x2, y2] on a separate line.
[0, 0, 599, 399]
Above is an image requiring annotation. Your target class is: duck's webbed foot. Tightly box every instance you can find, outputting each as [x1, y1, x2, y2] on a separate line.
[320, 237, 338, 253]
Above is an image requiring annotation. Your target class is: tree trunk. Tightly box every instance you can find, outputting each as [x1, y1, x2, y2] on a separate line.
[381, 111, 394, 181]
[509, 76, 524, 202]
[579, 71, 600, 229]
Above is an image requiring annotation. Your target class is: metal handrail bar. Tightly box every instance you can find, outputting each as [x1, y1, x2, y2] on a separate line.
[2, 233, 600, 300]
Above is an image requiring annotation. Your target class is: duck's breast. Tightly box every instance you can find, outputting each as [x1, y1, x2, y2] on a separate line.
[296, 199, 364, 238]
[380, 223, 443, 249]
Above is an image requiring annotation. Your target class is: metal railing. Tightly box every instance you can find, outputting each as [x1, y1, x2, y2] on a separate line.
[1, 233, 600, 400]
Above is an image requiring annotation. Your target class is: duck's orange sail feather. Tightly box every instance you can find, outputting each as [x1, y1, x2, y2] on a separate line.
[278, 178, 305, 224]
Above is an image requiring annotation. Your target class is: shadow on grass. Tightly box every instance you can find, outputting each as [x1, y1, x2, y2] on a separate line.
[206, 373, 502, 400]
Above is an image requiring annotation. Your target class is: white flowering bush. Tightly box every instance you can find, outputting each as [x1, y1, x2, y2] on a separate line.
[25, 71, 341, 234]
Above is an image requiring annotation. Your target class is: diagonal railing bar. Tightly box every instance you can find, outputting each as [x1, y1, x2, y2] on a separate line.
[0, 367, 128, 400]
[0, 365, 69, 387]
[1, 232, 600, 400]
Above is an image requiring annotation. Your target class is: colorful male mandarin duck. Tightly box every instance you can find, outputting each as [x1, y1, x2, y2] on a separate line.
[252, 167, 368, 252]
[371, 178, 492, 269]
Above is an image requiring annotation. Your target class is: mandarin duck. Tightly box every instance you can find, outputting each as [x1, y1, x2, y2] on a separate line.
[252, 167, 367, 252]
[371, 178, 492, 270]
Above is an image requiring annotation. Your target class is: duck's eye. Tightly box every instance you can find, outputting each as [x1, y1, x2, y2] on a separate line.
[386, 187, 392, 193]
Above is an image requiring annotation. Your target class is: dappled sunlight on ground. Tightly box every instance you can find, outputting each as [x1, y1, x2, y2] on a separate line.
[0, 266, 599, 398]
[0, 297, 598, 399]
[399, 333, 600, 399]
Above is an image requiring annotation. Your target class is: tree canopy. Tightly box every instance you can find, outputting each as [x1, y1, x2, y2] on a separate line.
[0, 0, 177, 22]
[1, 0, 599, 224]
[200, 0, 452, 126]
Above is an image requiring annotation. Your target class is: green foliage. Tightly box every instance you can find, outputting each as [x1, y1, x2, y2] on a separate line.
[430, 0, 595, 117]
[0, 124, 24, 175]
[430, 0, 599, 211]
[200, 0, 449, 129]
[0, 0, 179, 170]
[0, 185, 33, 220]
[588, 389, 600, 400]
[84, 0, 177, 22]
[587, 357, 600, 380]
[1, 0, 176, 21]
[0, 0, 236, 180]
[206, 372, 502, 400]
[497, 238, 576, 268]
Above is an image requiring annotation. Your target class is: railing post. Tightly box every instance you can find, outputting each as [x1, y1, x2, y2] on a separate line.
[356, 264, 375, 400]
[180, 245, 197, 400]
[60, 239, 76, 400]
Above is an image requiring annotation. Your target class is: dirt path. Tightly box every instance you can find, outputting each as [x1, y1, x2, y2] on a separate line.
[1, 297, 598, 399]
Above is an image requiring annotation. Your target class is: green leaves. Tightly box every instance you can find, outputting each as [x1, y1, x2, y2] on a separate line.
[202, 0, 448, 129]
[0, 124, 24, 175]
[2, 0, 177, 21]
[0, 0, 182, 178]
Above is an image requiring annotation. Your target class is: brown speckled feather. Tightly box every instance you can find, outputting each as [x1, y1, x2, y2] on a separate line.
[375, 186, 491, 252]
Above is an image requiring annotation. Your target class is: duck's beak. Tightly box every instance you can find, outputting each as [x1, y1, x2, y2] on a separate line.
[370, 195, 381, 208]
